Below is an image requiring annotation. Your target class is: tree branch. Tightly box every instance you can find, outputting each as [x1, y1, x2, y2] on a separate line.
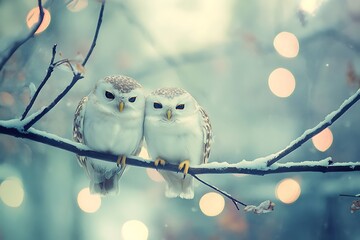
[23, 73, 83, 130]
[21, 44, 57, 120]
[82, 0, 105, 66]
[1, 0, 359, 213]
[262, 87, 360, 167]
[191, 174, 248, 208]
[21, 0, 105, 130]
[0, 0, 45, 71]
[1, 121, 360, 175]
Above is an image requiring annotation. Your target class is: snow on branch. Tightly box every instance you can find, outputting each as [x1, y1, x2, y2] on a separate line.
[1, 0, 360, 214]
[1, 121, 360, 175]
[258, 87, 360, 167]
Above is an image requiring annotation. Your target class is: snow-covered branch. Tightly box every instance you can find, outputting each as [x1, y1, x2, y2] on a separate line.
[0, 0, 360, 216]
[1, 120, 360, 175]
[261, 87, 360, 167]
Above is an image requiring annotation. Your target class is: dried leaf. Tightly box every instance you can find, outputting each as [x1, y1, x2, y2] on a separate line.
[350, 200, 360, 213]
[244, 200, 275, 214]
[75, 63, 85, 74]
[57, 61, 73, 73]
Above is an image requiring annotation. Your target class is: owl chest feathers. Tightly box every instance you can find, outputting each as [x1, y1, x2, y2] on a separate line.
[145, 115, 203, 165]
[84, 101, 143, 155]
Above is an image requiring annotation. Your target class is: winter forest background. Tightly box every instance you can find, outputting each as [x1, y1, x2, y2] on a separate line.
[1, 0, 360, 239]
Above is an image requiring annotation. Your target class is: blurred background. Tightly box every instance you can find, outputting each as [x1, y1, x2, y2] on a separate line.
[1, 0, 360, 239]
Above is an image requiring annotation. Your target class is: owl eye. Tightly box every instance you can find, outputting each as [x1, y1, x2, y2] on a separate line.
[153, 102, 163, 109]
[105, 91, 115, 100]
[176, 104, 185, 110]
[128, 96, 137, 103]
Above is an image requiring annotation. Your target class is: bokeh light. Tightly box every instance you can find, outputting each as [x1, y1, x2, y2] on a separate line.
[138, 147, 151, 160]
[26, 7, 51, 34]
[273, 31, 299, 58]
[199, 192, 225, 217]
[300, 0, 324, 14]
[77, 187, 101, 213]
[0, 92, 15, 107]
[0, 177, 24, 208]
[268, 68, 296, 98]
[312, 128, 333, 152]
[66, 0, 88, 12]
[276, 178, 301, 204]
[121, 220, 149, 240]
[146, 168, 164, 182]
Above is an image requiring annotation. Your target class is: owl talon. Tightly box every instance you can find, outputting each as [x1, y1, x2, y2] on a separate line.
[116, 155, 127, 168]
[178, 160, 190, 177]
[154, 158, 166, 168]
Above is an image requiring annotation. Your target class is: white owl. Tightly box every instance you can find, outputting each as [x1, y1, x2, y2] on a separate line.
[73, 75, 145, 195]
[144, 88, 212, 199]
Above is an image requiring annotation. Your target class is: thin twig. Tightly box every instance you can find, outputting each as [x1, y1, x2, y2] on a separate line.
[265, 87, 360, 167]
[53, 59, 77, 75]
[23, 73, 83, 130]
[21, 44, 57, 120]
[191, 174, 247, 209]
[22, 0, 106, 130]
[82, 0, 105, 66]
[339, 194, 360, 198]
[0, 0, 45, 71]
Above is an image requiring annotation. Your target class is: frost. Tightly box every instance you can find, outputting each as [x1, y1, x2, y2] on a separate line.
[244, 200, 275, 214]
[29, 82, 37, 98]
[350, 200, 360, 213]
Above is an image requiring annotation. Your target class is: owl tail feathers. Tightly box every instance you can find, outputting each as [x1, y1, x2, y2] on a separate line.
[163, 173, 195, 199]
[165, 187, 195, 199]
[86, 162, 125, 196]
[89, 173, 120, 195]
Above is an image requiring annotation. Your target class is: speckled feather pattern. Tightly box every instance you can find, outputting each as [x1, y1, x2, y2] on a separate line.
[72, 75, 145, 195]
[198, 106, 212, 164]
[152, 87, 187, 99]
[102, 75, 142, 93]
[152, 87, 213, 164]
[73, 96, 88, 166]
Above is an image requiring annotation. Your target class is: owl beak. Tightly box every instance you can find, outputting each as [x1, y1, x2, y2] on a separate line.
[119, 101, 125, 112]
[166, 109, 172, 120]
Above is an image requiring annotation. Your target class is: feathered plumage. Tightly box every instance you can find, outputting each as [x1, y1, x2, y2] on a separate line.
[144, 87, 212, 199]
[73, 75, 145, 195]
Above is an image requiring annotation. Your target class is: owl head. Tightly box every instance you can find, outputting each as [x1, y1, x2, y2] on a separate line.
[145, 87, 199, 123]
[91, 75, 145, 117]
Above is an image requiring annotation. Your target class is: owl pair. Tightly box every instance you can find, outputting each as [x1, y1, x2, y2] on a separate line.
[73, 75, 212, 199]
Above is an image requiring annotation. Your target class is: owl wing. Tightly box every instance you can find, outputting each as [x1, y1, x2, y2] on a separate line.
[198, 106, 213, 164]
[73, 96, 89, 167]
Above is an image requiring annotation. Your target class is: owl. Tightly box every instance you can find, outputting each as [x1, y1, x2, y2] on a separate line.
[73, 75, 145, 195]
[144, 87, 212, 199]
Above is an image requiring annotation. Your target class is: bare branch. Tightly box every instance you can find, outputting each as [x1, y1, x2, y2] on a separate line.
[191, 174, 248, 208]
[263, 87, 360, 167]
[21, 0, 106, 130]
[23, 73, 83, 130]
[21, 44, 57, 120]
[0, 0, 45, 71]
[82, 0, 105, 66]
[339, 194, 360, 198]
